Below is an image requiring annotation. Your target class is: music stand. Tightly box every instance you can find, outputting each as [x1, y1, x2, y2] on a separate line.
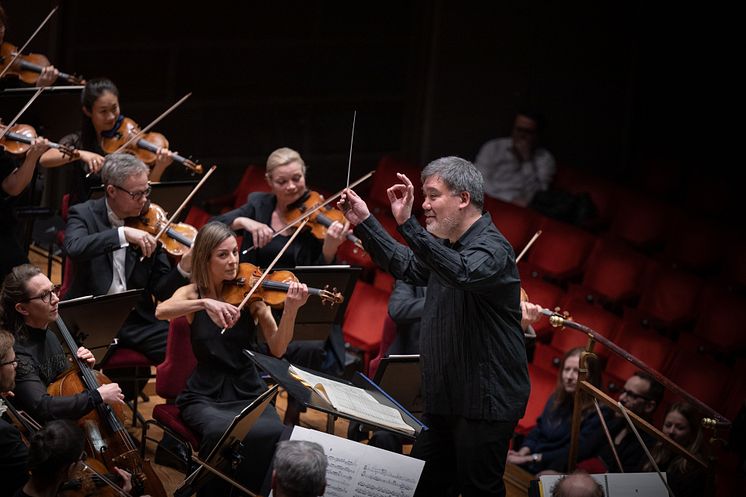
[52, 289, 142, 366]
[89, 180, 198, 221]
[175, 385, 280, 497]
[276, 265, 360, 341]
[245, 350, 424, 439]
[372, 354, 424, 417]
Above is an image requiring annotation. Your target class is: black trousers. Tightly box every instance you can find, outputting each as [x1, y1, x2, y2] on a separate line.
[412, 414, 516, 497]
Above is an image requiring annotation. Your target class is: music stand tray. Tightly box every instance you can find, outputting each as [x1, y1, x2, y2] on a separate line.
[53, 289, 142, 365]
[245, 350, 424, 439]
[372, 354, 423, 417]
[176, 385, 280, 497]
[275, 265, 360, 341]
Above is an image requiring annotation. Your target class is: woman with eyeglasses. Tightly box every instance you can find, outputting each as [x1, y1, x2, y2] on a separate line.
[39, 77, 174, 204]
[507, 347, 609, 474]
[0, 264, 124, 423]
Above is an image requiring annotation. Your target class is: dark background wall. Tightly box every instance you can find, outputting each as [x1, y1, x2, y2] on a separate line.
[3, 1, 730, 202]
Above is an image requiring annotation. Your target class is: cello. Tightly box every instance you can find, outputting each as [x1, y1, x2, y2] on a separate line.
[47, 316, 167, 497]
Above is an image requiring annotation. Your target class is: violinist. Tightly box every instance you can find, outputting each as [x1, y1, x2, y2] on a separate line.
[1, 329, 29, 496]
[214, 147, 350, 268]
[155, 221, 309, 495]
[63, 154, 190, 393]
[0, 5, 59, 89]
[1, 133, 49, 282]
[39, 78, 174, 203]
[0, 264, 124, 424]
[339, 156, 530, 497]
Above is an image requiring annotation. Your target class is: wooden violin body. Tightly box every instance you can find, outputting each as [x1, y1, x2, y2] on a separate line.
[223, 262, 343, 308]
[100, 116, 203, 174]
[126, 202, 197, 257]
[0, 122, 78, 158]
[286, 190, 364, 248]
[0, 41, 85, 85]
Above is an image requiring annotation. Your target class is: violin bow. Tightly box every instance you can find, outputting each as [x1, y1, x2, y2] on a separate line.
[345, 111, 356, 193]
[222, 217, 311, 334]
[0, 6, 58, 80]
[515, 229, 542, 263]
[111, 92, 192, 155]
[0, 86, 45, 140]
[80, 461, 134, 497]
[241, 170, 375, 255]
[140, 164, 217, 260]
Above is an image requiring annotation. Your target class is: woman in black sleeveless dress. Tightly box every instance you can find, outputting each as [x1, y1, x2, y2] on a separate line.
[156, 221, 308, 493]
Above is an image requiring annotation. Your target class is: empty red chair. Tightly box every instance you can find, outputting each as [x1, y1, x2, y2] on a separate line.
[526, 218, 596, 281]
[531, 343, 563, 375]
[609, 189, 674, 250]
[342, 281, 392, 374]
[666, 346, 730, 413]
[367, 315, 399, 380]
[483, 195, 541, 252]
[517, 364, 557, 434]
[692, 286, 746, 354]
[604, 320, 674, 392]
[580, 238, 651, 305]
[550, 299, 620, 359]
[183, 205, 212, 230]
[637, 264, 704, 331]
[663, 214, 728, 273]
[551, 167, 617, 228]
[203, 164, 270, 214]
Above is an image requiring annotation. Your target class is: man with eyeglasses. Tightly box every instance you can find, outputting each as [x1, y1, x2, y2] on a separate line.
[579, 371, 664, 473]
[1, 329, 30, 495]
[63, 153, 191, 384]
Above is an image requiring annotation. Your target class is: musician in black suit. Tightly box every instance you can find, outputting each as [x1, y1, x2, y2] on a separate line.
[63, 153, 191, 365]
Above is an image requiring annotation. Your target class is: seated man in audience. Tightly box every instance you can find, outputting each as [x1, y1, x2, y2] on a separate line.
[579, 371, 663, 472]
[474, 110, 555, 207]
[271, 440, 327, 497]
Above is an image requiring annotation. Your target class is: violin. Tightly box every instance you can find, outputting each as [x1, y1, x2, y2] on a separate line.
[100, 116, 204, 174]
[126, 201, 197, 257]
[222, 262, 343, 308]
[47, 316, 167, 497]
[0, 121, 78, 158]
[0, 41, 84, 85]
[286, 190, 364, 248]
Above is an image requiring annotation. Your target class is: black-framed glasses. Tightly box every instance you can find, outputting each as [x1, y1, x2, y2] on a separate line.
[114, 184, 152, 200]
[0, 359, 18, 368]
[621, 389, 651, 402]
[22, 285, 60, 304]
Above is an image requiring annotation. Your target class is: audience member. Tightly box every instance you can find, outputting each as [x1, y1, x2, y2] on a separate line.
[507, 347, 607, 473]
[579, 371, 663, 472]
[474, 110, 555, 207]
[642, 402, 708, 497]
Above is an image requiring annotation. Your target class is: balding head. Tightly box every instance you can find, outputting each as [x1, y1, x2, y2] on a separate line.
[551, 472, 604, 497]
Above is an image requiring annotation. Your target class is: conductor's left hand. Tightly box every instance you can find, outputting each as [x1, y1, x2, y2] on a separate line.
[387, 173, 414, 225]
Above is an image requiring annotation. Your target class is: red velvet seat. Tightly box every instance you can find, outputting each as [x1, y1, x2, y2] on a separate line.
[580, 238, 651, 306]
[517, 364, 556, 434]
[367, 315, 399, 380]
[140, 316, 201, 464]
[663, 214, 728, 273]
[636, 264, 703, 331]
[692, 286, 746, 354]
[483, 195, 542, 252]
[608, 189, 673, 250]
[665, 346, 730, 413]
[100, 347, 156, 427]
[551, 167, 618, 228]
[342, 281, 392, 374]
[526, 218, 596, 281]
[603, 319, 674, 393]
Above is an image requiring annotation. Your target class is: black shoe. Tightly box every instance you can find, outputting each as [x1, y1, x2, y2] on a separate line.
[154, 438, 190, 473]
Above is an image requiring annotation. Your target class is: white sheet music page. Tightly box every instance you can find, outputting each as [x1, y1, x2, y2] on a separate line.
[271, 425, 424, 497]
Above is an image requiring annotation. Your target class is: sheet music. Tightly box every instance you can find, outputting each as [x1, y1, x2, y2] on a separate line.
[271, 426, 424, 497]
[289, 365, 414, 435]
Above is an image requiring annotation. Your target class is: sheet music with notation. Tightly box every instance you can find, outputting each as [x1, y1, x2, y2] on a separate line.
[271, 425, 424, 497]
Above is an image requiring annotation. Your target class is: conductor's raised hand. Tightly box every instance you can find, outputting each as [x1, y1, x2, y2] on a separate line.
[337, 189, 370, 225]
[387, 173, 414, 225]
